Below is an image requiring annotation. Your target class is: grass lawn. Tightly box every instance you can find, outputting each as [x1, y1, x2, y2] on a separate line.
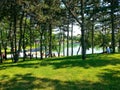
[0, 54, 120, 90]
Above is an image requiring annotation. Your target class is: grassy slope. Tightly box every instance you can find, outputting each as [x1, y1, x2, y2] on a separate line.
[0, 54, 120, 90]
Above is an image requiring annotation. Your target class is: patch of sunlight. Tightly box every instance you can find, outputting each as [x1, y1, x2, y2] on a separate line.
[107, 54, 120, 59]
[96, 54, 120, 60]
[117, 74, 120, 77]
[51, 67, 102, 83]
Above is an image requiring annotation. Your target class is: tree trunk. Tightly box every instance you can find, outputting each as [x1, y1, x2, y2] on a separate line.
[23, 15, 27, 61]
[40, 24, 44, 59]
[77, 45, 81, 55]
[3, 28, 8, 60]
[9, 21, 14, 62]
[102, 34, 105, 53]
[111, 0, 115, 53]
[63, 33, 65, 56]
[18, 11, 24, 59]
[71, 21, 74, 56]
[13, 3, 18, 63]
[49, 22, 52, 57]
[81, 0, 86, 60]
[40, 33, 43, 59]
[0, 46, 2, 63]
[67, 20, 69, 56]
[58, 27, 62, 57]
[30, 17, 32, 59]
[91, 19, 94, 54]
[118, 39, 120, 52]
[44, 29, 48, 58]
[0, 29, 2, 63]
[3, 43, 7, 60]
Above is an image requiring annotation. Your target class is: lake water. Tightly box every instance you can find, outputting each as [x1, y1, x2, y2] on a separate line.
[57, 45, 103, 56]
[7, 44, 103, 58]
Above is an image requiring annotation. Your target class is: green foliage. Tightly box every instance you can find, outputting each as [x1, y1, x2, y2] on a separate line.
[0, 0, 120, 61]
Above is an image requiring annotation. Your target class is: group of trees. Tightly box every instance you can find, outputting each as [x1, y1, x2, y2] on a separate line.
[0, 0, 120, 63]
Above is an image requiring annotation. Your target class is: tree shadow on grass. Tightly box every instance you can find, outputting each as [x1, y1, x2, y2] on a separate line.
[97, 69, 120, 90]
[0, 63, 41, 71]
[0, 60, 40, 70]
[0, 54, 120, 70]
[40, 54, 120, 69]
[0, 71, 120, 90]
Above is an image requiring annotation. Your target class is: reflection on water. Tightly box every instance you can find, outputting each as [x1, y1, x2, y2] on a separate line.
[61, 45, 103, 56]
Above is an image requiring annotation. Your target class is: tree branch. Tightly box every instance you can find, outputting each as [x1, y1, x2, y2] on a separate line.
[61, 0, 81, 26]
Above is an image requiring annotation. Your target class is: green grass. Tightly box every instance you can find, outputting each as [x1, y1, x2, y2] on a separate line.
[0, 54, 120, 90]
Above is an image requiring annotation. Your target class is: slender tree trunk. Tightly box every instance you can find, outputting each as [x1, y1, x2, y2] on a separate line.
[63, 33, 65, 56]
[8, 3, 14, 62]
[111, 0, 115, 53]
[13, 16, 18, 63]
[102, 34, 105, 53]
[9, 21, 14, 62]
[118, 39, 120, 52]
[67, 11, 70, 56]
[81, 0, 86, 60]
[0, 29, 2, 63]
[45, 45, 47, 58]
[18, 11, 24, 59]
[67, 21, 69, 56]
[49, 22, 52, 57]
[71, 21, 73, 56]
[30, 18, 32, 59]
[0, 45, 2, 63]
[77, 45, 81, 55]
[23, 17, 27, 61]
[4, 45, 7, 60]
[40, 24, 44, 59]
[13, 3, 18, 63]
[35, 43, 37, 59]
[0, 28, 5, 62]
[58, 27, 62, 57]
[44, 29, 47, 58]
[91, 19, 94, 54]
[40, 33, 43, 59]
[102, 26, 105, 53]
[3, 28, 8, 60]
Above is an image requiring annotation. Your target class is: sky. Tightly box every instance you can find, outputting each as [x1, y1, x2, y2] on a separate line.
[53, 24, 81, 36]
[72, 25, 81, 36]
